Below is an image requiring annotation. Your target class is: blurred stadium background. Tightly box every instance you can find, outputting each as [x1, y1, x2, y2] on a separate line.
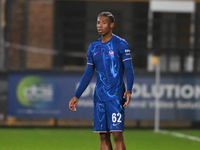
[1, 0, 200, 132]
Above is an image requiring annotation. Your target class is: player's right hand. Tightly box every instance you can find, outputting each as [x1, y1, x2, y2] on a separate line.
[69, 97, 79, 111]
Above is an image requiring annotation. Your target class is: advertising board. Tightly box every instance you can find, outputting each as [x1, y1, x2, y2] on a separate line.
[8, 71, 200, 121]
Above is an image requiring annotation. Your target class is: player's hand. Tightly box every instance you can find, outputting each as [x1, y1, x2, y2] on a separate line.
[123, 91, 131, 107]
[69, 97, 79, 111]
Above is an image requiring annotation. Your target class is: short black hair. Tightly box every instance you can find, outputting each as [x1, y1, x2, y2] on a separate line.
[98, 12, 115, 23]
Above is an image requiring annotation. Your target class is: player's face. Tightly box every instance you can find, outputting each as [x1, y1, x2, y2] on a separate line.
[97, 16, 114, 36]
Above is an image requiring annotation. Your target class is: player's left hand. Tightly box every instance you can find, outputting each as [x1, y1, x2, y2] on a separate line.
[123, 91, 131, 107]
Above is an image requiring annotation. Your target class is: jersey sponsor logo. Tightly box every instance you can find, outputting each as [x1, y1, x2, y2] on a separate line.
[108, 49, 114, 56]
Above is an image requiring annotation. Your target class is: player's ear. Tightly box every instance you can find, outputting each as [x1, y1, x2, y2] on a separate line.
[110, 22, 114, 29]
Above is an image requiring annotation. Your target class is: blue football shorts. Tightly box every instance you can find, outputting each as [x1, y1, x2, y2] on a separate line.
[93, 99, 125, 133]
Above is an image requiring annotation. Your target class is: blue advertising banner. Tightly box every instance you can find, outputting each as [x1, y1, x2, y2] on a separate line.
[8, 71, 200, 121]
[8, 71, 94, 119]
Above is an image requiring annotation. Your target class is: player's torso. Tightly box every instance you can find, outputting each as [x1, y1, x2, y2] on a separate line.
[90, 36, 125, 101]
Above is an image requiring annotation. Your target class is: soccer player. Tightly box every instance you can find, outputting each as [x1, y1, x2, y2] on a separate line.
[69, 11, 134, 150]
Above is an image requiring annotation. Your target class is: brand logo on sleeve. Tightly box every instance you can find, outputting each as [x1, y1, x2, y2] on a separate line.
[125, 49, 131, 55]
[125, 49, 130, 53]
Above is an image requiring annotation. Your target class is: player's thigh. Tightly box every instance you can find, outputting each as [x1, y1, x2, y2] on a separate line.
[93, 102, 108, 132]
[105, 99, 125, 132]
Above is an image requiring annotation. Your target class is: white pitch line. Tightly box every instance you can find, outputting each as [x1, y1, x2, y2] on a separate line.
[158, 130, 200, 142]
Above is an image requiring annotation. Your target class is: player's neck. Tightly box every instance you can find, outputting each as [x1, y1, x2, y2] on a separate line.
[101, 33, 113, 43]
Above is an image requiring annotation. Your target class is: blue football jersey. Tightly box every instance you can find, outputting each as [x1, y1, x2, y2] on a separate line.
[87, 34, 133, 102]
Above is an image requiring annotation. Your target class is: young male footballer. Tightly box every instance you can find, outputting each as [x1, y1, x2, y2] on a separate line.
[69, 11, 134, 150]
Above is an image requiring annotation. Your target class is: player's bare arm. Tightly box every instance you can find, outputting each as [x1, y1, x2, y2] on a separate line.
[69, 97, 79, 111]
[123, 91, 131, 107]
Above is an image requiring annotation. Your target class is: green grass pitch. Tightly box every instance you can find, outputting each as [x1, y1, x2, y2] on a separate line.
[1, 128, 200, 150]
